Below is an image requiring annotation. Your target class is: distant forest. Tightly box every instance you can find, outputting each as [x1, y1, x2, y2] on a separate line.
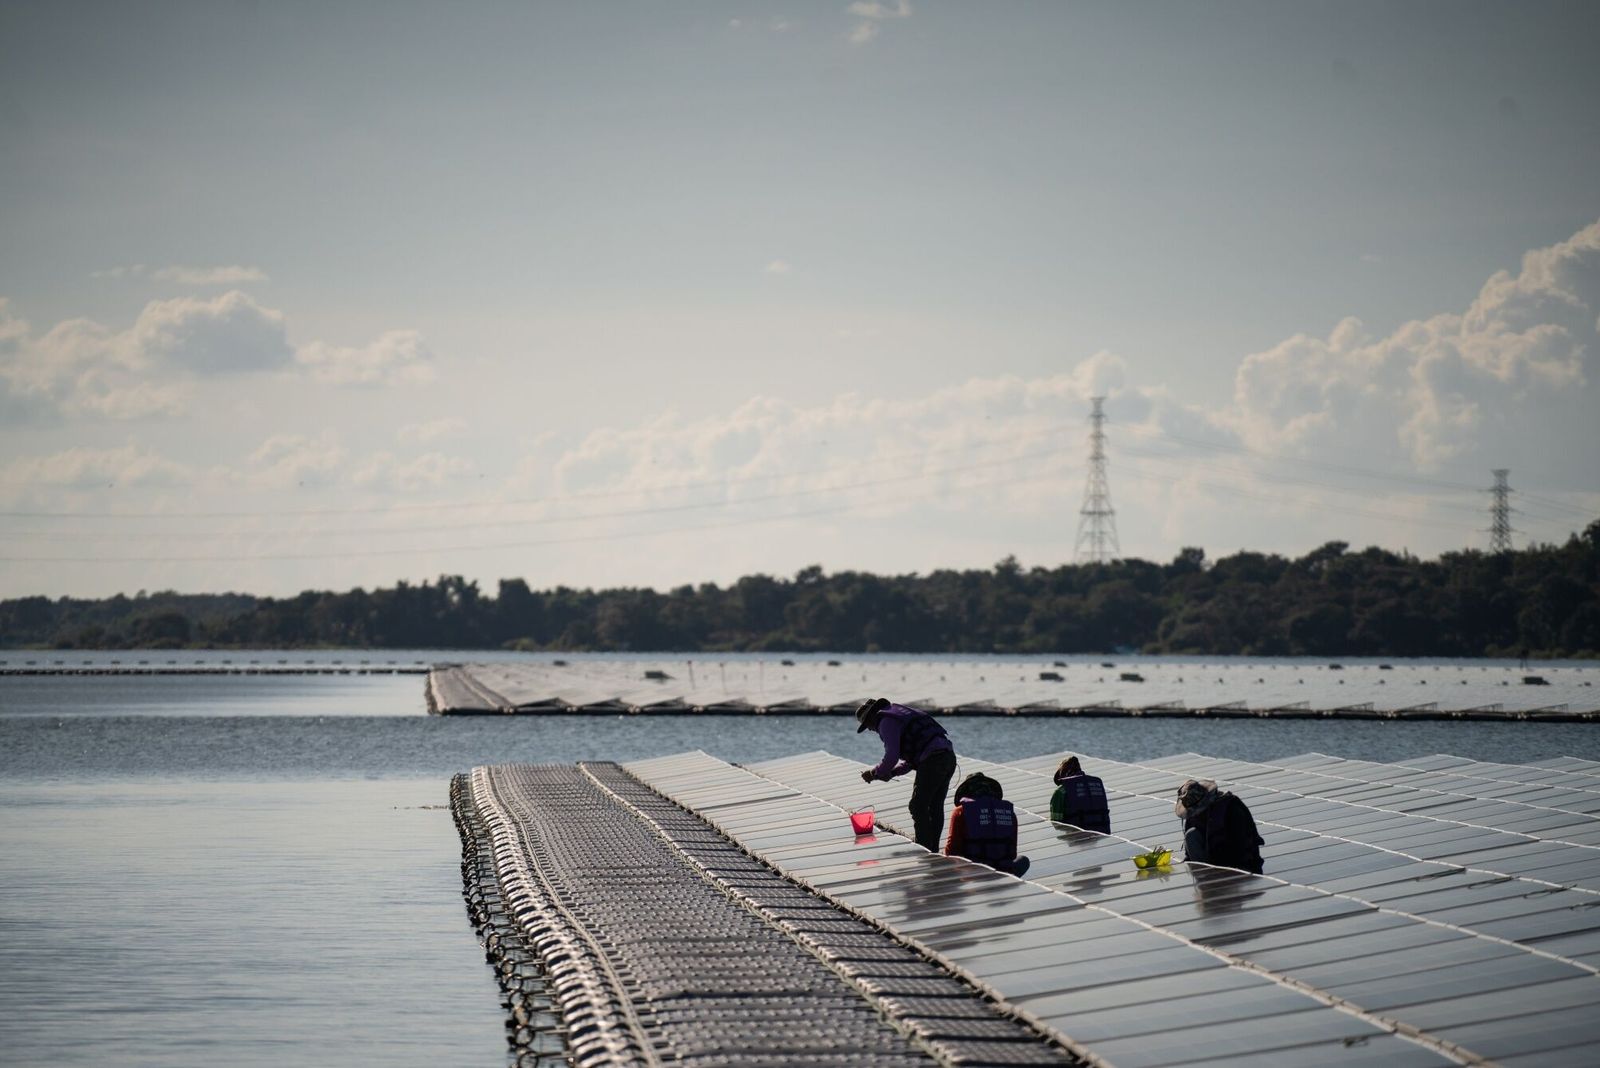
[4, 523, 1598, 657]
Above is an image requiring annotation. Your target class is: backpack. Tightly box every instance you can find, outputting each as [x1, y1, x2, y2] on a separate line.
[1199, 794, 1264, 874]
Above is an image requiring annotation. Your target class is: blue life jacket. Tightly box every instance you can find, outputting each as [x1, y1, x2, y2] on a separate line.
[893, 705, 949, 768]
[955, 795, 1019, 867]
[1055, 775, 1111, 834]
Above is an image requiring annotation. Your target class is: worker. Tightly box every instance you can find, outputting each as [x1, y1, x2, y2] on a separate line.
[1175, 778, 1264, 874]
[945, 772, 1031, 877]
[856, 697, 957, 851]
[1049, 755, 1111, 834]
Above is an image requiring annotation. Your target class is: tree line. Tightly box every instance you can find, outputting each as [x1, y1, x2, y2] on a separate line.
[4, 523, 1598, 657]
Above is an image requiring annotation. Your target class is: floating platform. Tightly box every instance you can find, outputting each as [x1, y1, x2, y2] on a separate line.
[459, 747, 1600, 1065]
[0, 657, 426, 676]
[427, 659, 1600, 719]
[454, 762, 1074, 1066]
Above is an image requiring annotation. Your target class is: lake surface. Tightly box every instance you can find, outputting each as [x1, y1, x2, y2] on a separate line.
[3, 652, 1600, 1066]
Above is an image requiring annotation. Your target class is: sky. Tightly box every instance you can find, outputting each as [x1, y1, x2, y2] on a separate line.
[1, 0, 1598, 599]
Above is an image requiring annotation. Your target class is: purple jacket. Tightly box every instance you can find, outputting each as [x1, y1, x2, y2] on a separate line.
[868, 703, 953, 780]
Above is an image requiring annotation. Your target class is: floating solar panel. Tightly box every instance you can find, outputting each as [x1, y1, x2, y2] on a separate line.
[723, 750, 1600, 1065]
[427, 658, 1600, 717]
[1159, 752, 1600, 848]
[626, 751, 1460, 1067]
[1003, 749, 1600, 964]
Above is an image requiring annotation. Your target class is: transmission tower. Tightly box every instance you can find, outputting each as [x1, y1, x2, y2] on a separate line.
[1488, 469, 1514, 553]
[1075, 397, 1120, 563]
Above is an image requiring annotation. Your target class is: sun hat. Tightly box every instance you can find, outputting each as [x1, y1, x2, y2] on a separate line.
[855, 697, 890, 732]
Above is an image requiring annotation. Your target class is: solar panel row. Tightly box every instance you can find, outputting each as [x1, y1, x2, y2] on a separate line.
[627, 750, 1451, 1068]
[733, 751, 1600, 1065]
[1127, 753, 1600, 882]
[432, 659, 1600, 715]
[959, 753, 1600, 968]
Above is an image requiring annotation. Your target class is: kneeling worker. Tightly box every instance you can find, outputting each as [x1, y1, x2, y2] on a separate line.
[857, 697, 957, 851]
[1049, 755, 1111, 834]
[945, 772, 1030, 877]
[1175, 778, 1264, 874]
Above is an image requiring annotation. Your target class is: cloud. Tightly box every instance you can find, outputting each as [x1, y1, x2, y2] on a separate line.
[352, 451, 473, 491]
[94, 264, 269, 285]
[154, 265, 270, 286]
[246, 433, 346, 489]
[131, 290, 293, 375]
[0, 443, 191, 490]
[763, 259, 792, 275]
[399, 417, 468, 444]
[847, 0, 911, 44]
[0, 292, 436, 420]
[294, 328, 434, 386]
[1225, 219, 1600, 471]
[516, 218, 1599, 571]
[0, 291, 286, 420]
[546, 357, 1145, 513]
[848, 21, 880, 45]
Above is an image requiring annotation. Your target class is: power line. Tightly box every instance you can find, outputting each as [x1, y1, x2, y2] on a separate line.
[0, 462, 1078, 564]
[0, 441, 1079, 543]
[1146, 426, 1595, 520]
[0, 420, 1091, 521]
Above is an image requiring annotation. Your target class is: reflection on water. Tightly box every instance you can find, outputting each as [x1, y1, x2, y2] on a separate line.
[0, 779, 502, 1068]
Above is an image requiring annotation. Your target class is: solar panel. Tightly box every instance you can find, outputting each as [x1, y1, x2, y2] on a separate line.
[1036, 748, 1600, 895]
[723, 750, 1600, 1063]
[625, 750, 1468, 1065]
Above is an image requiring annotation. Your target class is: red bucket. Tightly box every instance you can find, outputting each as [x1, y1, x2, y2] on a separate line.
[850, 808, 875, 835]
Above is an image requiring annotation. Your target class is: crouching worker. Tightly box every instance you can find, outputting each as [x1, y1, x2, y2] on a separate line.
[857, 697, 957, 851]
[1175, 779, 1264, 874]
[945, 773, 1031, 878]
[1049, 755, 1111, 834]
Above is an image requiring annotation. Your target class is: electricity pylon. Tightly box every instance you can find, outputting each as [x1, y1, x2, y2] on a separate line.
[1075, 397, 1120, 564]
[1488, 469, 1514, 554]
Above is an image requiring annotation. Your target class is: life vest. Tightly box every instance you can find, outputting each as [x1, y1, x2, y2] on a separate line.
[893, 705, 949, 768]
[1055, 775, 1111, 834]
[1187, 793, 1264, 874]
[955, 795, 1019, 867]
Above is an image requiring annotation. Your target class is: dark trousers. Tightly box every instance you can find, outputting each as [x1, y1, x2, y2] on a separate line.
[908, 749, 957, 851]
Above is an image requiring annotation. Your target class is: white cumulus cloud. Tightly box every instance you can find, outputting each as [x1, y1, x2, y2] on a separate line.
[0, 443, 192, 490]
[246, 433, 346, 489]
[1226, 219, 1600, 472]
[352, 451, 474, 491]
[0, 291, 436, 420]
[847, 0, 911, 45]
[294, 329, 434, 386]
[131, 290, 293, 375]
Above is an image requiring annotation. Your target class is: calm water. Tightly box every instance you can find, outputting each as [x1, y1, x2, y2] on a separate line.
[3, 654, 1600, 1067]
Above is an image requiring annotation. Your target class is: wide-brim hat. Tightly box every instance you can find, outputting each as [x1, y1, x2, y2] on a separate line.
[855, 697, 890, 732]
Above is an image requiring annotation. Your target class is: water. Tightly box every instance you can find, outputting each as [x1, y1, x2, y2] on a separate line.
[4, 654, 1600, 1066]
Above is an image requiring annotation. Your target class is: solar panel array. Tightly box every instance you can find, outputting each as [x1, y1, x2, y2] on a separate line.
[430, 658, 1600, 717]
[625, 748, 1600, 1067]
